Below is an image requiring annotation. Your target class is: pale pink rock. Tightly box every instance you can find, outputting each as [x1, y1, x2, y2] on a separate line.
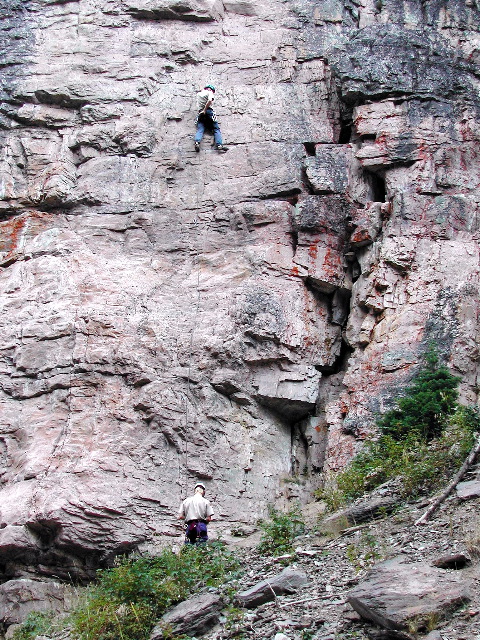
[0, 0, 478, 618]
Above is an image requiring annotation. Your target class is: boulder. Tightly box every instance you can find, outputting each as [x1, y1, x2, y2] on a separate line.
[150, 592, 223, 638]
[431, 553, 471, 570]
[456, 479, 480, 500]
[322, 496, 401, 529]
[0, 579, 74, 625]
[347, 557, 471, 632]
[236, 566, 308, 608]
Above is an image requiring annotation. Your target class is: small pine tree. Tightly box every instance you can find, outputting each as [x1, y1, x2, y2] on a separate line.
[378, 344, 460, 442]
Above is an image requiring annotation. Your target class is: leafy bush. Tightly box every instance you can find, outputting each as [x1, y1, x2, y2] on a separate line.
[15, 544, 240, 640]
[378, 345, 460, 442]
[70, 544, 240, 640]
[12, 611, 57, 640]
[320, 405, 478, 507]
[257, 505, 305, 556]
[345, 530, 386, 572]
[317, 346, 479, 510]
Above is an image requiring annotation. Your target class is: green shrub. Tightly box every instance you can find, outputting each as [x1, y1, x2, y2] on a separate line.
[316, 346, 479, 510]
[319, 405, 478, 508]
[257, 505, 305, 556]
[345, 530, 386, 572]
[70, 544, 240, 640]
[378, 345, 460, 442]
[15, 544, 240, 640]
[12, 611, 57, 640]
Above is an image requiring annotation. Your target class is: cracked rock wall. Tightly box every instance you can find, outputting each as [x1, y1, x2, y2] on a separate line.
[0, 0, 479, 619]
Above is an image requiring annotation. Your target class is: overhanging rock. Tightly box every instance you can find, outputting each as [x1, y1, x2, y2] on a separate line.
[125, 0, 224, 21]
[252, 365, 321, 421]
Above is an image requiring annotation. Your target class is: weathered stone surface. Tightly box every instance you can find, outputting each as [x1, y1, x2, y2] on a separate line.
[347, 557, 471, 631]
[236, 566, 308, 608]
[151, 592, 223, 638]
[330, 26, 479, 105]
[304, 145, 350, 195]
[125, 0, 224, 21]
[0, 578, 74, 625]
[456, 479, 480, 500]
[252, 364, 321, 421]
[0, 0, 480, 602]
[431, 553, 471, 570]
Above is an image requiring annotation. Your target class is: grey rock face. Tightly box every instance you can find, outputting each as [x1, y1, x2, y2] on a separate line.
[236, 566, 308, 608]
[151, 592, 223, 638]
[347, 557, 471, 631]
[0, 578, 74, 625]
[330, 25, 478, 104]
[0, 0, 479, 609]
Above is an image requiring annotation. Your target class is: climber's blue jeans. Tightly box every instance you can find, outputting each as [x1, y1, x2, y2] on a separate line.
[195, 109, 223, 145]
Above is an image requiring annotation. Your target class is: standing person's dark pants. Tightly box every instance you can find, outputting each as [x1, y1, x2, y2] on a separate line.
[195, 108, 223, 146]
[185, 519, 209, 545]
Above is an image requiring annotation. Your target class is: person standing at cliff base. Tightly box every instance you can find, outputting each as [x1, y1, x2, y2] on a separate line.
[194, 84, 228, 153]
[178, 482, 214, 545]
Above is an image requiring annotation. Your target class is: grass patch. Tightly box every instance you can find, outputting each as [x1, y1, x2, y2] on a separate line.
[12, 611, 59, 640]
[257, 504, 305, 556]
[14, 544, 241, 640]
[319, 405, 478, 509]
[345, 530, 388, 573]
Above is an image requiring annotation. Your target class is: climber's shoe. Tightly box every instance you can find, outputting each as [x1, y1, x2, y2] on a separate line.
[215, 144, 228, 153]
[194, 141, 200, 152]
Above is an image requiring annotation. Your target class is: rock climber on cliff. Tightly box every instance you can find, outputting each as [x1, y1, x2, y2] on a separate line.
[178, 482, 214, 544]
[194, 84, 228, 153]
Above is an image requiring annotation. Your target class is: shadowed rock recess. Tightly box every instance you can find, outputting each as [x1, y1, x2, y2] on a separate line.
[0, 0, 479, 611]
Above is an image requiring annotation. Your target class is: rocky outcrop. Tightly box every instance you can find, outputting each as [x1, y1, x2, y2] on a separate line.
[0, 578, 74, 626]
[236, 566, 308, 608]
[347, 556, 471, 633]
[151, 592, 223, 638]
[0, 0, 479, 617]
[322, 494, 401, 529]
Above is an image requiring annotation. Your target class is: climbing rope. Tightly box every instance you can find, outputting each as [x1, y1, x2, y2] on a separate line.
[181, 213, 207, 499]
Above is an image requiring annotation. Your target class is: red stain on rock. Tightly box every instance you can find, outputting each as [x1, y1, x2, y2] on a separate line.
[339, 400, 349, 417]
[460, 118, 474, 142]
[322, 246, 342, 278]
[0, 210, 51, 263]
[351, 227, 372, 246]
[308, 243, 318, 260]
[0, 215, 27, 256]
